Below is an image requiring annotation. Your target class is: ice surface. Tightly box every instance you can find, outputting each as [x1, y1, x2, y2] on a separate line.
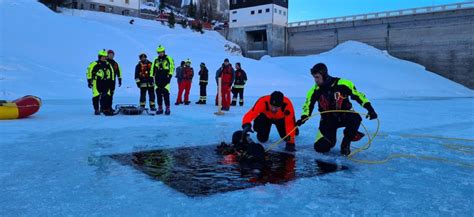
[1, 1, 473, 216]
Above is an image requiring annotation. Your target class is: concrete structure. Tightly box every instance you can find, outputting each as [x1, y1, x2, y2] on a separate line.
[226, 0, 288, 58]
[287, 3, 474, 88]
[70, 0, 141, 16]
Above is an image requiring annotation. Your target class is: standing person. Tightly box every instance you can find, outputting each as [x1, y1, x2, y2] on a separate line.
[175, 61, 185, 104]
[150, 45, 174, 115]
[86, 49, 114, 116]
[296, 63, 378, 156]
[135, 53, 156, 111]
[196, 62, 208, 104]
[176, 59, 193, 105]
[231, 62, 247, 106]
[241, 91, 297, 152]
[106, 49, 122, 108]
[215, 58, 234, 111]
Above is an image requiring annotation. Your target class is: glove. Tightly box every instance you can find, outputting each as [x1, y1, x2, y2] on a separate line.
[87, 80, 93, 88]
[118, 79, 122, 87]
[364, 103, 378, 120]
[285, 142, 296, 152]
[242, 123, 254, 134]
[296, 115, 308, 126]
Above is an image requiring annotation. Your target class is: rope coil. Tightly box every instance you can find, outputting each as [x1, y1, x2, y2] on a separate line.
[264, 110, 474, 169]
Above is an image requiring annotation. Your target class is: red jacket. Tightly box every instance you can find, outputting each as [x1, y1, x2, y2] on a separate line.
[242, 96, 296, 143]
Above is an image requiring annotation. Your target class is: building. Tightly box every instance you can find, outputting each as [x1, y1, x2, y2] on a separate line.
[226, 0, 288, 58]
[70, 0, 141, 16]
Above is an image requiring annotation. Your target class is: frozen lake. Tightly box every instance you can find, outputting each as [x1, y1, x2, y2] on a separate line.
[1, 96, 473, 216]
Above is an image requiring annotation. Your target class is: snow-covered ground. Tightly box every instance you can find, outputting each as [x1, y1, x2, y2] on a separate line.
[1, 1, 474, 216]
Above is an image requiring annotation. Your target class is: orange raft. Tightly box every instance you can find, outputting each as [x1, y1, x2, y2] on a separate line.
[0, 95, 42, 120]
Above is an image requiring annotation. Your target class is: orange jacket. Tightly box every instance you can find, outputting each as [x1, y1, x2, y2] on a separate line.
[242, 96, 296, 143]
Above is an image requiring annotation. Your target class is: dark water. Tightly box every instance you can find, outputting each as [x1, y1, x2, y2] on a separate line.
[110, 145, 348, 197]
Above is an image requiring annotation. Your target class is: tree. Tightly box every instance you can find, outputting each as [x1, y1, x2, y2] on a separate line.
[187, 0, 195, 18]
[168, 12, 176, 28]
[159, 0, 166, 10]
[39, 0, 66, 12]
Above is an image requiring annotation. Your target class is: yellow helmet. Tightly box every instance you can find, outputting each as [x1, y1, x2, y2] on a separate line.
[98, 49, 108, 57]
[157, 45, 165, 53]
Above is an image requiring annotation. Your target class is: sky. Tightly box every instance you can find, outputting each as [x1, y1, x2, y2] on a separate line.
[289, 0, 473, 22]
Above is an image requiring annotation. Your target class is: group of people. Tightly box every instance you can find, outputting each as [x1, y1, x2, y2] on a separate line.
[87, 46, 248, 115]
[86, 47, 378, 156]
[86, 49, 122, 115]
[239, 63, 378, 156]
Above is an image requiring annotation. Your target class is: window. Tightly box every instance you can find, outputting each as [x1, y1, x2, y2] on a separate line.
[266, 8, 270, 13]
[232, 19, 237, 23]
[279, 10, 282, 15]
[251, 10, 255, 15]
[258, 9, 262, 14]
[125, 0, 129, 4]
[283, 11, 286, 16]
[232, 11, 237, 14]
[122, 10, 129, 15]
[108, 6, 113, 12]
[90, 4, 95, 9]
[274, 8, 277, 13]
[232, 0, 237, 4]
[110, 0, 113, 2]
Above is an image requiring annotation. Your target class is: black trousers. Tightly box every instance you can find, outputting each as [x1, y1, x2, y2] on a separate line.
[253, 114, 287, 143]
[93, 81, 111, 111]
[155, 87, 170, 107]
[199, 84, 207, 100]
[232, 88, 244, 106]
[314, 113, 362, 153]
[140, 87, 155, 108]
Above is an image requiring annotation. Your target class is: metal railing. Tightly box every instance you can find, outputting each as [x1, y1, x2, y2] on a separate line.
[288, 2, 474, 27]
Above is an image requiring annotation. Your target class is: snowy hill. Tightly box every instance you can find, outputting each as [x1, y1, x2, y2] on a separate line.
[0, 0, 472, 100]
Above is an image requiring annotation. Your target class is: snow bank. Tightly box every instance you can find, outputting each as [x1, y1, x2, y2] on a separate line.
[0, 0, 472, 100]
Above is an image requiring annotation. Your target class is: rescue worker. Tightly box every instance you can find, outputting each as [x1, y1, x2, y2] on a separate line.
[175, 61, 185, 102]
[242, 91, 297, 152]
[176, 59, 193, 105]
[135, 53, 156, 110]
[106, 49, 122, 108]
[296, 63, 378, 156]
[215, 58, 234, 111]
[86, 49, 114, 116]
[231, 62, 247, 106]
[196, 62, 208, 104]
[150, 45, 174, 115]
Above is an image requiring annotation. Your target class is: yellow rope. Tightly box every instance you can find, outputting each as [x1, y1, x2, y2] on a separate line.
[264, 110, 474, 169]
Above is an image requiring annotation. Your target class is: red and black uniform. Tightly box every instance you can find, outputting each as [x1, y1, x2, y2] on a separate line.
[176, 66, 193, 104]
[135, 59, 155, 109]
[242, 95, 297, 144]
[232, 69, 247, 106]
[215, 64, 234, 109]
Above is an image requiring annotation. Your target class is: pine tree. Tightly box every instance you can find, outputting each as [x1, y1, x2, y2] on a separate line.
[159, 0, 166, 10]
[187, 0, 195, 18]
[168, 12, 176, 28]
[39, 0, 66, 12]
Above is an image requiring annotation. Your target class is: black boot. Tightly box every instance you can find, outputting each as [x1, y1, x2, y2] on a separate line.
[195, 100, 202, 104]
[340, 138, 351, 156]
[94, 110, 100, 115]
[156, 106, 164, 115]
[165, 106, 171, 115]
[231, 100, 237, 106]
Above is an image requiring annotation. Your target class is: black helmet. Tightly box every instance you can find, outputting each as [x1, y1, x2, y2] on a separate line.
[311, 63, 328, 79]
[139, 53, 147, 59]
[270, 91, 284, 107]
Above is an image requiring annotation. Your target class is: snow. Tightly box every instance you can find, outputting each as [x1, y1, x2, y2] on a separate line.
[1, 1, 474, 216]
